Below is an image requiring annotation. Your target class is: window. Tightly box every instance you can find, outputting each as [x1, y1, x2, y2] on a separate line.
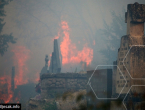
[120, 76, 124, 79]
[123, 67, 126, 70]
[120, 62, 123, 65]
[120, 52, 124, 57]
[122, 84, 125, 87]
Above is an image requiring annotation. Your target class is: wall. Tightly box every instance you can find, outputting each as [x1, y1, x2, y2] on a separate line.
[40, 73, 87, 99]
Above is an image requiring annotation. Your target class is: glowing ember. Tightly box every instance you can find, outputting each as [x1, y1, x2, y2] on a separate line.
[11, 46, 30, 88]
[59, 21, 93, 66]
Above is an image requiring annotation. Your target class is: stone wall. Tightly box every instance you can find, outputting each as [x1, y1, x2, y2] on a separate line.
[40, 73, 87, 99]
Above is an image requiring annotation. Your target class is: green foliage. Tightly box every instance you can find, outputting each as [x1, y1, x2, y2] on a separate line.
[0, 34, 16, 56]
[0, 0, 12, 16]
[43, 101, 57, 110]
[0, 0, 16, 56]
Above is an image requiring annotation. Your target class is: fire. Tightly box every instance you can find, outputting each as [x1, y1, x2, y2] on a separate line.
[0, 75, 13, 103]
[59, 21, 93, 66]
[11, 46, 30, 88]
[0, 75, 21, 103]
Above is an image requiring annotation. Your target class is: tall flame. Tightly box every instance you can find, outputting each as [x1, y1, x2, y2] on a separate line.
[0, 45, 37, 103]
[11, 46, 30, 88]
[59, 21, 93, 66]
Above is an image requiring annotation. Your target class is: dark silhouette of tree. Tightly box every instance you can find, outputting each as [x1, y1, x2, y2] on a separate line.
[0, 0, 16, 56]
[99, 10, 126, 64]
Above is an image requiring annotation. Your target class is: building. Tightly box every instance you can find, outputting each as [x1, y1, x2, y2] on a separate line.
[49, 39, 61, 73]
[116, 2, 145, 94]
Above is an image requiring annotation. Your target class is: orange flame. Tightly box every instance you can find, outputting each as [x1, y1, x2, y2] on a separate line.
[11, 46, 30, 88]
[0, 75, 13, 103]
[59, 21, 93, 66]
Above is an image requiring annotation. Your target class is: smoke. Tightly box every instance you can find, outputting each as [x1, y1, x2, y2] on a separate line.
[0, 0, 145, 79]
[1, 1, 145, 102]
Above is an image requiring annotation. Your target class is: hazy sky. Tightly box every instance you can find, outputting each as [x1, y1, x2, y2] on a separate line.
[0, 0, 145, 78]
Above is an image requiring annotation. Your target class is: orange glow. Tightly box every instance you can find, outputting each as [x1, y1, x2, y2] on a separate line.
[58, 21, 93, 66]
[11, 46, 30, 88]
[0, 75, 13, 103]
[0, 46, 31, 103]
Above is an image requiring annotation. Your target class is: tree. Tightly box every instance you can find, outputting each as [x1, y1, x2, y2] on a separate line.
[0, 0, 16, 56]
[99, 10, 126, 64]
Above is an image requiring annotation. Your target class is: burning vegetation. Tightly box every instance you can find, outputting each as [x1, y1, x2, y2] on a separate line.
[0, 46, 39, 104]
[56, 21, 93, 67]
